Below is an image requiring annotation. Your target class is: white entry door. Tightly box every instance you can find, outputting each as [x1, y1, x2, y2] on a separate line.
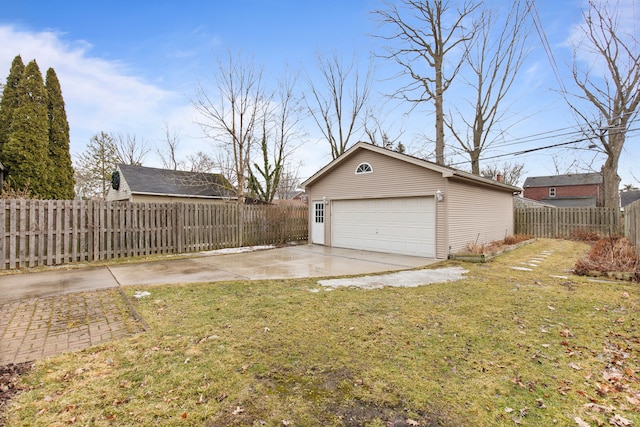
[311, 201, 325, 244]
[332, 197, 435, 257]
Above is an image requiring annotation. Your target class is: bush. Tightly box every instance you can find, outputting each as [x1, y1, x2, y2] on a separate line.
[574, 236, 639, 281]
[569, 228, 603, 243]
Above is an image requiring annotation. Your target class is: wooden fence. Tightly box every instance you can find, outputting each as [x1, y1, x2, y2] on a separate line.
[0, 200, 308, 270]
[514, 206, 623, 238]
[625, 200, 640, 253]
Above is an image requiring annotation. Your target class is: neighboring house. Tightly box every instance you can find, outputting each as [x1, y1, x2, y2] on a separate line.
[272, 190, 308, 206]
[621, 190, 640, 209]
[292, 190, 309, 204]
[106, 164, 235, 203]
[301, 142, 520, 259]
[513, 195, 555, 208]
[522, 173, 604, 207]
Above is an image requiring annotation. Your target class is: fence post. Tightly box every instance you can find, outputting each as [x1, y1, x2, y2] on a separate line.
[237, 202, 244, 247]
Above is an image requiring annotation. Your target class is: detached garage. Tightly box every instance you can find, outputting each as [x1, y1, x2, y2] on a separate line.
[302, 142, 520, 259]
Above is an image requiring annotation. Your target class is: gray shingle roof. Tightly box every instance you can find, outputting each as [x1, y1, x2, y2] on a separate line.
[621, 190, 640, 208]
[117, 164, 235, 198]
[523, 172, 602, 188]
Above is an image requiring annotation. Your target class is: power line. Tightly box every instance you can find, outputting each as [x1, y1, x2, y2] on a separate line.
[461, 115, 639, 152]
[526, 0, 569, 97]
[448, 126, 640, 167]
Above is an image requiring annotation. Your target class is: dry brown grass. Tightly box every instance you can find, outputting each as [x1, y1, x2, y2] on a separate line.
[569, 228, 606, 243]
[574, 236, 639, 280]
[464, 234, 533, 254]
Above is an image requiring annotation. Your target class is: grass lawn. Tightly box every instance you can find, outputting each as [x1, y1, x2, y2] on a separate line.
[3, 239, 639, 426]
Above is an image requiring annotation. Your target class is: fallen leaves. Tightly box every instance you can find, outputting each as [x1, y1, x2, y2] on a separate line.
[609, 414, 633, 427]
[574, 417, 590, 427]
[560, 329, 574, 338]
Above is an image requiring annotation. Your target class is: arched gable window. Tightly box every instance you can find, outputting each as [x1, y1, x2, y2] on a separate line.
[355, 162, 373, 174]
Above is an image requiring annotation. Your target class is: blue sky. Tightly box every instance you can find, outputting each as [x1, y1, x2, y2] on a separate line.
[1, 0, 638, 187]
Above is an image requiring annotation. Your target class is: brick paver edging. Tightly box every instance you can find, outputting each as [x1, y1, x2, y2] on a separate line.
[0, 289, 146, 366]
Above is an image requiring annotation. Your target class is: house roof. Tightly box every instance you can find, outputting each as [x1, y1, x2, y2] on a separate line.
[523, 172, 602, 188]
[301, 142, 521, 192]
[621, 190, 640, 208]
[513, 195, 555, 208]
[117, 164, 235, 198]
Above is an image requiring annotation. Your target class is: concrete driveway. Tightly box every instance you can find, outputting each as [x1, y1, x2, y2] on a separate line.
[0, 245, 437, 304]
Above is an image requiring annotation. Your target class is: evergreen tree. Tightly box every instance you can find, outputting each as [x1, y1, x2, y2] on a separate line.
[2, 60, 50, 197]
[0, 55, 25, 160]
[46, 68, 74, 199]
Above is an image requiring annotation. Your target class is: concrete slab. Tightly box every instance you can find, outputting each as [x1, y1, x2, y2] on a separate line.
[108, 258, 245, 286]
[109, 246, 436, 285]
[0, 245, 438, 300]
[0, 267, 119, 304]
[190, 245, 436, 280]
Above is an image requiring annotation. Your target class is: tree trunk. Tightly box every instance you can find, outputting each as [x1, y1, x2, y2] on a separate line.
[434, 64, 445, 165]
[602, 131, 623, 208]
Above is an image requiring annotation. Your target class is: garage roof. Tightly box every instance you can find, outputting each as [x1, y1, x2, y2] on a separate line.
[302, 142, 521, 193]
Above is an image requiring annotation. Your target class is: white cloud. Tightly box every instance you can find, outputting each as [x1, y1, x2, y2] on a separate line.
[0, 25, 192, 158]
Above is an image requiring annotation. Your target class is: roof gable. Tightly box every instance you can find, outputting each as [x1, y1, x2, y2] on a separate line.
[117, 164, 235, 198]
[523, 173, 602, 188]
[301, 142, 520, 192]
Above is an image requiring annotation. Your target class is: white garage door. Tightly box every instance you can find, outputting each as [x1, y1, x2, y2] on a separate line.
[332, 197, 435, 257]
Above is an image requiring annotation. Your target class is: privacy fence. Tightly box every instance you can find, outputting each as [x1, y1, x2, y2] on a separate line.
[625, 200, 640, 252]
[0, 200, 308, 270]
[514, 206, 623, 238]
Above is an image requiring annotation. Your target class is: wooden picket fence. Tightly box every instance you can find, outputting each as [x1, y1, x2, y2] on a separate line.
[0, 200, 308, 270]
[514, 206, 623, 238]
[625, 200, 640, 253]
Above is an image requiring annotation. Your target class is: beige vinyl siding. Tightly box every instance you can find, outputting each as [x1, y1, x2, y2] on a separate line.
[436, 180, 449, 259]
[309, 150, 446, 200]
[446, 179, 514, 253]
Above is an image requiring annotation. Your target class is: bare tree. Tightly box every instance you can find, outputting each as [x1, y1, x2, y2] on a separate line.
[250, 72, 304, 203]
[447, 1, 531, 175]
[305, 52, 372, 159]
[156, 124, 216, 173]
[186, 151, 216, 173]
[157, 123, 185, 170]
[374, 0, 480, 165]
[211, 146, 238, 190]
[480, 161, 525, 186]
[552, 155, 580, 176]
[193, 52, 266, 203]
[568, 0, 640, 208]
[275, 161, 302, 200]
[112, 132, 150, 166]
[363, 109, 404, 150]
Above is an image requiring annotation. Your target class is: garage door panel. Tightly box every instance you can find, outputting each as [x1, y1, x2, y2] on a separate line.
[332, 197, 435, 257]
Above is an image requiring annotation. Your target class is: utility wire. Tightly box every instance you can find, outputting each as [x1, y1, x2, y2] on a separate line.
[448, 126, 640, 166]
[526, 0, 569, 97]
